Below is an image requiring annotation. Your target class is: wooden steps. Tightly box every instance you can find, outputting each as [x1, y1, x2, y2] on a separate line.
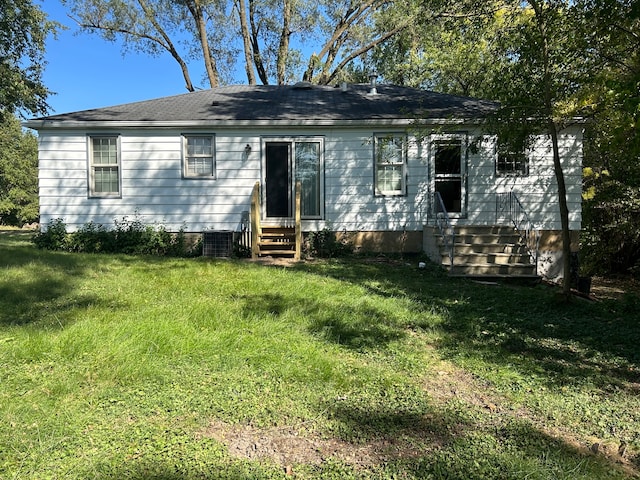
[250, 182, 302, 261]
[438, 225, 538, 278]
[256, 225, 297, 258]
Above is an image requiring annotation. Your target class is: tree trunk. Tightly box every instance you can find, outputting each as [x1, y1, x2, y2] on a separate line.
[549, 120, 573, 297]
[302, 1, 379, 82]
[185, 0, 219, 88]
[531, 0, 572, 297]
[136, 0, 195, 91]
[236, 0, 256, 84]
[249, 0, 269, 84]
[276, 0, 291, 85]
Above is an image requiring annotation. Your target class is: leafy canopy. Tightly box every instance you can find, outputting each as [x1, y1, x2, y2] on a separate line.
[0, 0, 57, 119]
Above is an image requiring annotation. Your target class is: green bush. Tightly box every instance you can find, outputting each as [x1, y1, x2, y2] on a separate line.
[67, 221, 113, 253]
[32, 218, 68, 250]
[32, 218, 198, 257]
[305, 227, 353, 258]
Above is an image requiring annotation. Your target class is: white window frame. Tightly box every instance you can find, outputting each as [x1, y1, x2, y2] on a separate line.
[183, 134, 216, 178]
[261, 136, 325, 220]
[496, 136, 529, 177]
[294, 138, 324, 219]
[374, 133, 407, 196]
[88, 135, 121, 198]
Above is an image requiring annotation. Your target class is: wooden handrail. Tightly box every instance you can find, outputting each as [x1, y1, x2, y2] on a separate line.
[295, 181, 301, 260]
[250, 181, 260, 259]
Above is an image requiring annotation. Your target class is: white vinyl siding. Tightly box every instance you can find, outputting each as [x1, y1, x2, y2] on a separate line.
[36, 125, 582, 234]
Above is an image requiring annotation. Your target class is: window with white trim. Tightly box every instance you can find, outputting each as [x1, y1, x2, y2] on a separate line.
[374, 133, 406, 196]
[89, 136, 120, 197]
[496, 136, 529, 176]
[294, 141, 322, 218]
[183, 135, 215, 178]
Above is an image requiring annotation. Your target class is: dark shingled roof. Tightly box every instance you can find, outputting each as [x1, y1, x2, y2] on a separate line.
[30, 84, 498, 125]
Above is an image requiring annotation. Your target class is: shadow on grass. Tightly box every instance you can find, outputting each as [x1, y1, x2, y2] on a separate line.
[324, 400, 623, 478]
[295, 258, 640, 390]
[0, 233, 121, 328]
[237, 291, 406, 350]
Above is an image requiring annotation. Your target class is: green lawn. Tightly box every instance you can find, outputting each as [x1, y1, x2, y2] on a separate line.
[1, 231, 639, 479]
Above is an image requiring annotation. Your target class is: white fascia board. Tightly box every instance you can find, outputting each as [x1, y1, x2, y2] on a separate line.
[24, 117, 485, 130]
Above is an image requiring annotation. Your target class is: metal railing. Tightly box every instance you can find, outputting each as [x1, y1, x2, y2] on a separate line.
[496, 192, 539, 273]
[434, 192, 455, 268]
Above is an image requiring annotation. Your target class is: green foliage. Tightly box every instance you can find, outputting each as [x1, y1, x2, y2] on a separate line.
[582, 179, 640, 275]
[32, 218, 198, 257]
[373, 1, 510, 97]
[32, 218, 67, 250]
[0, 113, 39, 226]
[305, 227, 353, 258]
[579, 0, 640, 275]
[0, 0, 57, 118]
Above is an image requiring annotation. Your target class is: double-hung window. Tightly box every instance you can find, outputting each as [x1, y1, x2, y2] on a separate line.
[89, 136, 120, 197]
[184, 135, 215, 178]
[496, 136, 529, 176]
[374, 133, 406, 196]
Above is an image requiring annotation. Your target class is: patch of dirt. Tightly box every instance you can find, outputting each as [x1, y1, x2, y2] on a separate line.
[199, 420, 430, 469]
[199, 362, 638, 476]
[423, 360, 639, 477]
[591, 275, 640, 300]
[246, 257, 301, 267]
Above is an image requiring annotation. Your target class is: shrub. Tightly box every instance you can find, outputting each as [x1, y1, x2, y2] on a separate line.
[32, 218, 68, 250]
[68, 222, 113, 253]
[305, 227, 353, 258]
[33, 218, 198, 257]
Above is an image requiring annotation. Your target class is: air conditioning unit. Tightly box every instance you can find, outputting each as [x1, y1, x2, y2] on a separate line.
[202, 231, 233, 257]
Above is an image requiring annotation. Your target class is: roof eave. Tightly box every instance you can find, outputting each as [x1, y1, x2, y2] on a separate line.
[23, 117, 488, 130]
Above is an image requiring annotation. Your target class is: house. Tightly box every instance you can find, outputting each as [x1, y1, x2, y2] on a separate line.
[25, 82, 583, 280]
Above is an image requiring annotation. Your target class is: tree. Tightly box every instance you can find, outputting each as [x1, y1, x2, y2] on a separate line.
[372, 1, 509, 95]
[0, 0, 57, 119]
[579, 0, 640, 275]
[0, 113, 39, 226]
[374, 1, 591, 295]
[65, 0, 421, 86]
[64, 0, 229, 91]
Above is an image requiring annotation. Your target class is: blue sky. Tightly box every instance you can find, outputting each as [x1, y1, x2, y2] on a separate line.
[41, 0, 209, 115]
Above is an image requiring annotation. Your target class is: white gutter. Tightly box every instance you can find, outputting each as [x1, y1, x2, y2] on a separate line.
[23, 117, 487, 130]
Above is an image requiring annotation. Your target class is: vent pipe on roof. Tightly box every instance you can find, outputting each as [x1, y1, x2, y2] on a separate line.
[340, 82, 348, 92]
[368, 71, 378, 95]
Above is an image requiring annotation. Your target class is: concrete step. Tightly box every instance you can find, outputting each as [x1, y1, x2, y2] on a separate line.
[453, 225, 518, 235]
[447, 243, 529, 255]
[442, 252, 533, 266]
[450, 263, 536, 276]
[450, 233, 522, 245]
[435, 224, 537, 278]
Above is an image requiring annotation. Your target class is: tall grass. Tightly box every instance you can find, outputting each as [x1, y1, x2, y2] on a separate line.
[1, 232, 638, 479]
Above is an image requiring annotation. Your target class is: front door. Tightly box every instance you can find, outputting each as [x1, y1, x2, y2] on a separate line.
[265, 143, 291, 218]
[432, 135, 467, 216]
